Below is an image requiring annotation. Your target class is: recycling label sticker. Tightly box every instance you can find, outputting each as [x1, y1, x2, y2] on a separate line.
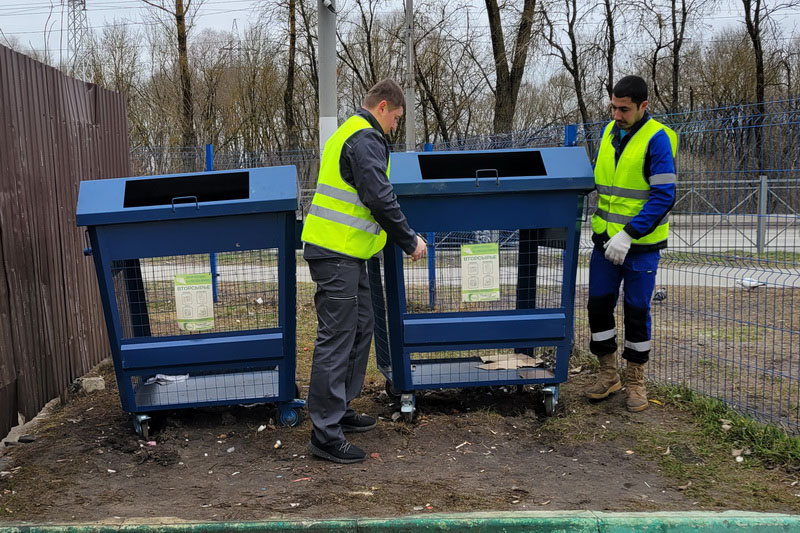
[174, 273, 214, 331]
[461, 242, 500, 302]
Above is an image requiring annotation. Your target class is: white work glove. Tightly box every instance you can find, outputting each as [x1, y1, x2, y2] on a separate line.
[603, 230, 633, 265]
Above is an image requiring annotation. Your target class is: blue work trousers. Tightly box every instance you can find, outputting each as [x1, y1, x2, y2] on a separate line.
[587, 247, 660, 364]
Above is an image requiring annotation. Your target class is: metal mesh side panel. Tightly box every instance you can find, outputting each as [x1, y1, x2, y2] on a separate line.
[408, 347, 557, 387]
[111, 250, 279, 339]
[404, 230, 565, 313]
[131, 366, 281, 408]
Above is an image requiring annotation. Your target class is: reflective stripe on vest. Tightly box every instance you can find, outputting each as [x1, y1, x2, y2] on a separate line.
[301, 115, 388, 259]
[591, 118, 678, 246]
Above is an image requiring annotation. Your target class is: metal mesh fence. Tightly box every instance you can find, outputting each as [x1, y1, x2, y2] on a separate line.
[129, 97, 800, 432]
[111, 250, 280, 339]
[403, 231, 563, 314]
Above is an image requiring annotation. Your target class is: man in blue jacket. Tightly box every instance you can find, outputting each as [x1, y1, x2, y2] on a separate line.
[585, 75, 677, 412]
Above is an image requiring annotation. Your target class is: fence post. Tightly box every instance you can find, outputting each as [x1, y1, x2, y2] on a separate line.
[423, 142, 436, 309]
[206, 144, 219, 302]
[563, 124, 578, 147]
[757, 174, 768, 255]
[689, 186, 694, 250]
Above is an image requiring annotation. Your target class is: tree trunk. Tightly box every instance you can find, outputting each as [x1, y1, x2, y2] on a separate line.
[485, 0, 536, 134]
[284, 0, 299, 149]
[175, 0, 196, 169]
[603, 0, 615, 98]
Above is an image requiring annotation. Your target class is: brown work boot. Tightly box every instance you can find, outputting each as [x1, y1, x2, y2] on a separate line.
[624, 362, 648, 412]
[584, 353, 621, 400]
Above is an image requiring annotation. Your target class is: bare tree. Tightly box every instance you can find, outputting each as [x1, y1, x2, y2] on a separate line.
[413, 4, 489, 142]
[635, 0, 717, 113]
[484, 0, 537, 134]
[140, 0, 198, 165]
[599, 0, 618, 99]
[541, 0, 596, 126]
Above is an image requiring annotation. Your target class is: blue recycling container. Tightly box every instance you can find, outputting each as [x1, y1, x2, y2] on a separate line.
[370, 148, 594, 418]
[76, 167, 304, 438]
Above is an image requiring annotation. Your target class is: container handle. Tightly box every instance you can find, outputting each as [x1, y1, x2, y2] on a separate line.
[171, 195, 199, 212]
[475, 168, 499, 187]
[83, 230, 92, 256]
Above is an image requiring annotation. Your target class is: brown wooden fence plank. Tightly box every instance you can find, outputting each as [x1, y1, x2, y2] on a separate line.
[0, 45, 128, 436]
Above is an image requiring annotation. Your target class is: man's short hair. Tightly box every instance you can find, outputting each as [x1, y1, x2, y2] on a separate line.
[362, 78, 405, 110]
[612, 75, 648, 106]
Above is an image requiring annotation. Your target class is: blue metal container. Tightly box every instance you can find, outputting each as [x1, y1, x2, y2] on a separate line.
[371, 148, 594, 418]
[77, 167, 304, 438]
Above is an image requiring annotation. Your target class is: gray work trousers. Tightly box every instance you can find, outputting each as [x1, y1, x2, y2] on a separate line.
[307, 257, 374, 445]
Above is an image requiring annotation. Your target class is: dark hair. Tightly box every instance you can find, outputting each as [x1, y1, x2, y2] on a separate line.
[612, 75, 648, 105]
[362, 78, 405, 110]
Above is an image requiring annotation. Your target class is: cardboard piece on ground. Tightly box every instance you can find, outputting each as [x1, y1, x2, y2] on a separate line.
[477, 352, 544, 370]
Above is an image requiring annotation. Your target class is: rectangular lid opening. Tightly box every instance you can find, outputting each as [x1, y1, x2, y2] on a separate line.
[417, 151, 546, 180]
[123, 172, 250, 208]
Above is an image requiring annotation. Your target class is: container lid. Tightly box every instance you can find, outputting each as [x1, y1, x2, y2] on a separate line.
[77, 166, 297, 226]
[389, 147, 594, 196]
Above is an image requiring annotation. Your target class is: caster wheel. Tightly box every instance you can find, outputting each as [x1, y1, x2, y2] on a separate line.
[544, 394, 556, 417]
[400, 392, 416, 422]
[542, 386, 559, 417]
[132, 416, 150, 439]
[278, 407, 303, 427]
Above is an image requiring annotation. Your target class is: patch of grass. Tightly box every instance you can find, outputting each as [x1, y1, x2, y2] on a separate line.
[662, 249, 800, 268]
[700, 326, 762, 343]
[650, 383, 800, 469]
[568, 345, 598, 372]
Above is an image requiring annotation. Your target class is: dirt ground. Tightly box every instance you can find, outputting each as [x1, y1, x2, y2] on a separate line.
[1, 357, 799, 524]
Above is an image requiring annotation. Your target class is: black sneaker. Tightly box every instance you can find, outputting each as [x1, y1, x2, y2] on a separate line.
[308, 435, 366, 464]
[341, 413, 377, 433]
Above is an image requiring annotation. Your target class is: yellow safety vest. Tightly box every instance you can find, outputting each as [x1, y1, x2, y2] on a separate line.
[301, 115, 388, 259]
[591, 118, 678, 246]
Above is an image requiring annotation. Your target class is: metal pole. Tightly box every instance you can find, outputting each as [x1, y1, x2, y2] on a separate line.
[404, 0, 415, 151]
[206, 143, 219, 302]
[757, 174, 768, 254]
[318, 1, 338, 153]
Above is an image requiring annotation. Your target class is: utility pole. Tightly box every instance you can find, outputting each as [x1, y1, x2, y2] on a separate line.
[404, 0, 415, 151]
[318, 0, 338, 154]
[65, 0, 89, 80]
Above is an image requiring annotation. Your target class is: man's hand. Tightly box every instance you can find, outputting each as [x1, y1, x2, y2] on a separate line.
[603, 230, 633, 265]
[410, 235, 428, 261]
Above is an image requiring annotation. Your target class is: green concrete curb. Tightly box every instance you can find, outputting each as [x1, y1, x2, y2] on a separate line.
[0, 511, 798, 532]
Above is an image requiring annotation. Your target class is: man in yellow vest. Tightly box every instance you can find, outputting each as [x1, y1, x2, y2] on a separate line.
[301, 79, 427, 463]
[585, 75, 677, 412]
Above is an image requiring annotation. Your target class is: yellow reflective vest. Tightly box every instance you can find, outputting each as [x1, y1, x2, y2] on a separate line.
[301, 115, 388, 259]
[591, 118, 678, 246]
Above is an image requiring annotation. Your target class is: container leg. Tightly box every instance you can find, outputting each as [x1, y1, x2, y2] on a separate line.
[385, 379, 400, 401]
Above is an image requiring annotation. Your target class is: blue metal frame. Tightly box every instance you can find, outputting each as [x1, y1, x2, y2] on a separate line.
[78, 167, 303, 422]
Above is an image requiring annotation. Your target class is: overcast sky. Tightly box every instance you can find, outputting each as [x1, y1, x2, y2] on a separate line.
[0, 0, 262, 62]
[2, 0, 798, 66]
